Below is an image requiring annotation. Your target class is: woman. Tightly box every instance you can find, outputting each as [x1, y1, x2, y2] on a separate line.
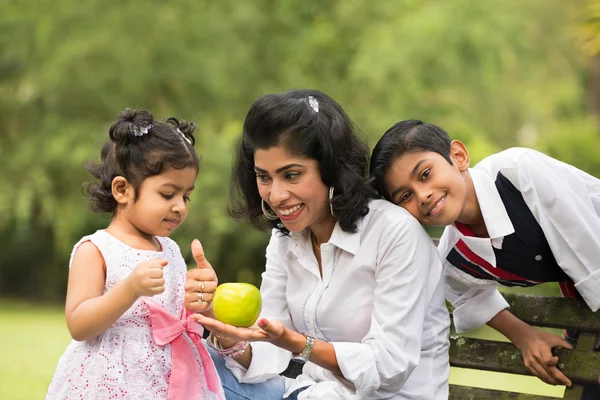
[186, 90, 450, 399]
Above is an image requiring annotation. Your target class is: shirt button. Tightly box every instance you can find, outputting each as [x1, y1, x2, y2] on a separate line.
[535, 255, 542, 261]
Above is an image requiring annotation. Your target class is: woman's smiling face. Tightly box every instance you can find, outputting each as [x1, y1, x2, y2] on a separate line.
[254, 145, 333, 232]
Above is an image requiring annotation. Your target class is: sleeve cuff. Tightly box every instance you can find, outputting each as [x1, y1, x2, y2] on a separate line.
[574, 270, 600, 312]
[331, 342, 380, 394]
[224, 342, 291, 384]
[453, 289, 509, 333]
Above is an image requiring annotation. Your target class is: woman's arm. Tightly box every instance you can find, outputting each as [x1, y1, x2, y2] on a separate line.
[205, 318, 341, 374]
[196, 232, 296, 383]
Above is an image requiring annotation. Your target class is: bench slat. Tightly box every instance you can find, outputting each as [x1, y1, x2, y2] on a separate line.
[446, 293, 600, 332]
[449, 337, 600, 385]
[449, 385, 561, 400]
[503, 293, 600, 333]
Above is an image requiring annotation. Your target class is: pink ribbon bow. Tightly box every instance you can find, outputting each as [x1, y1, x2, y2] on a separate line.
[144, 298, 225, 400]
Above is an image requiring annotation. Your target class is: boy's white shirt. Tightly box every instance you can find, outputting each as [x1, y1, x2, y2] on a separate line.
[438, 147, 600, 333]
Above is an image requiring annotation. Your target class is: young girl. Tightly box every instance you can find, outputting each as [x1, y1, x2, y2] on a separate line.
[185, 91, 450, 399]
[46, 109, 224, 400]
[370, 119, 600, 392]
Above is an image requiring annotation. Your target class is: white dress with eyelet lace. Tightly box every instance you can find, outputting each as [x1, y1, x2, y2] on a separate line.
[46, 230, 220, 400]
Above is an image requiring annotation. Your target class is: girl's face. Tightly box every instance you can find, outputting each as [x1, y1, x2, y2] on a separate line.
[254, 145, 333, 233]
[383, 142, 470, 227]
[124, 166, 197, 237]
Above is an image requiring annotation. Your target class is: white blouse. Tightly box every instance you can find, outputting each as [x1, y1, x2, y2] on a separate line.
[223, 199, 450, 399]
[439, 147, 600, 333]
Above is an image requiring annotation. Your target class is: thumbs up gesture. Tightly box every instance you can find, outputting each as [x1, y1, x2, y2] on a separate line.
[185, 239, 218, 313]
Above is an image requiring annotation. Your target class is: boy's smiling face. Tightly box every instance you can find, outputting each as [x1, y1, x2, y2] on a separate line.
[383, 141, 471, 227]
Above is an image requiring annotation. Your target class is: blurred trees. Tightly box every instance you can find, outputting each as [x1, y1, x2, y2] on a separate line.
[0, 0, 596, 301]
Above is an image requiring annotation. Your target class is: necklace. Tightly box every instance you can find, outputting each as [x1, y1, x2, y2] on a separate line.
[311, 233, 321, 251]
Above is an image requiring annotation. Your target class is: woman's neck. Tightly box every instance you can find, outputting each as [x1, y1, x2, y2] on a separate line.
[309, 215, 337, 247]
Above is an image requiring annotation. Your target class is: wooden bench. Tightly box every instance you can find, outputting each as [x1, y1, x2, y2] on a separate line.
[447, 291, 600, 399]
[428, 238, 600, 399]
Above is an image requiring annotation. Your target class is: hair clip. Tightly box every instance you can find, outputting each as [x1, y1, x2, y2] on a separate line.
[308, 96, 319, 113]
[133, 124, 152, 137]
[177, 128, 192, 144]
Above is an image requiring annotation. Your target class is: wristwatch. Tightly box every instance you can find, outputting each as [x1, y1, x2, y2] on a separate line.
[280, 333, 315, 379]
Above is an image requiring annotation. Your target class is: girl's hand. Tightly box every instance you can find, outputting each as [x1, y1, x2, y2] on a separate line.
[194, 314, 286, 343]
[126, 258, 168, 297]
[185, 239, 218, 313]
[513, 327, 573, 387]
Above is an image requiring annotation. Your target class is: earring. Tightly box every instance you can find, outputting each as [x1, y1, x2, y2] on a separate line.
[329, 187, 335, 217]
[261, 199, 279, 220]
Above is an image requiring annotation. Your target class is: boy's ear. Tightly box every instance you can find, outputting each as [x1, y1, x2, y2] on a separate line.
[112, 176, 133, 205]
[449, 140, 470, 172]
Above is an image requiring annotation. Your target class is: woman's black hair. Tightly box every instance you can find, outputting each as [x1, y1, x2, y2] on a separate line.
[230, 89, 373, 234]
[370, 119, 452, 200]
[85, 108, 199, 214]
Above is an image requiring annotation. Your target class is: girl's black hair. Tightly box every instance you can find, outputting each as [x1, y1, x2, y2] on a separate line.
[85, 108, 199, 214]
[370, 120, 452, 200]
[230, 89, 374, 234]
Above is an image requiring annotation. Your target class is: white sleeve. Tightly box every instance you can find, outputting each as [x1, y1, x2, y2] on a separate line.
[516, 151, 600, 311]
[223, 231, 294, 383]
[438, 228, 509, 333]
[444, 264, 509, 333]
[329, 215, 444, 398]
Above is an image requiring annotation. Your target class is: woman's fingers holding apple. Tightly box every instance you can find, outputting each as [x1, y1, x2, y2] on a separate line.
[193, 314, 268, 342]
[256, 318, 286, 340]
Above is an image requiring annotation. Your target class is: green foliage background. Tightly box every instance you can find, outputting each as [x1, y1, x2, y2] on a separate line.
[0, 0, 598, 302]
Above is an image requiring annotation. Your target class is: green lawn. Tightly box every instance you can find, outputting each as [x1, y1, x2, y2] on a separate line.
[0, 300, 71, 400]
[0, 299, 565, 400]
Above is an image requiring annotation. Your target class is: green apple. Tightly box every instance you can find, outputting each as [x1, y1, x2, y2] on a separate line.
[212, 282, 262, 327]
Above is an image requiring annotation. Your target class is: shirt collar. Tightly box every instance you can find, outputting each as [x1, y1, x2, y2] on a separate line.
[467, 168, 514, 239]
[290, 220, 361, 255]
[328, 221, 361, 255]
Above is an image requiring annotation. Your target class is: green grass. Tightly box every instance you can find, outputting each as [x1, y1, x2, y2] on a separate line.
[0, 300, 71, 400]
[0, 298, 566, 399]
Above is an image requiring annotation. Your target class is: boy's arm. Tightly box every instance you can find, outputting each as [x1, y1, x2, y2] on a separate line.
[445, 265, 573, 386]
[487, 309, 572, 387]
[442, 245, 509, 333]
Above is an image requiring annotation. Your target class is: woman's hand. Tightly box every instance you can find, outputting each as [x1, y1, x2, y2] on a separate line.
[184, 239, 218, 314]
[194, 314, 287, 343]
[513, 327, 573, 387]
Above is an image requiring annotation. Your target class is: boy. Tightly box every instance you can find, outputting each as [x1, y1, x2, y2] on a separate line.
[370, 120, 600, 391]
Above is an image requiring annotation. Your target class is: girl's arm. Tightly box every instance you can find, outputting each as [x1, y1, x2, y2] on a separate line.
[65, 242, 166, 341]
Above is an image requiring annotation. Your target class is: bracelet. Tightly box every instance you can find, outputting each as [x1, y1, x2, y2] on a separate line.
[207, 333, 249, 359]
